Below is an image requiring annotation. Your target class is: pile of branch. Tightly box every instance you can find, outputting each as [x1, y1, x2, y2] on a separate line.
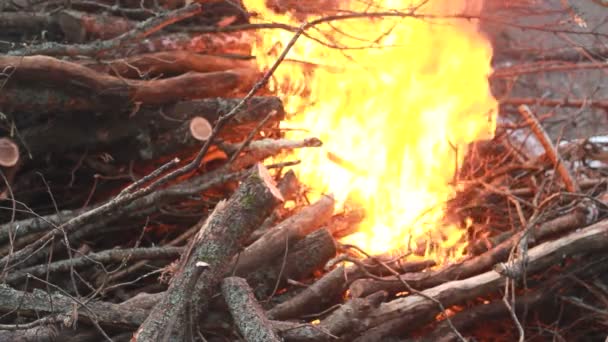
[0, 1, 608, 342]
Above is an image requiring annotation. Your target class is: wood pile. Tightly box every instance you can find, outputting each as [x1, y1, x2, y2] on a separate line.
[0, 1, 607, 341]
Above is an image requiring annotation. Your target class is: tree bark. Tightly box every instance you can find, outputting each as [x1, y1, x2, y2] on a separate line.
[222, 277, 281, 342]
[134, 164, 283, 341]
[234, 195, 335, 276]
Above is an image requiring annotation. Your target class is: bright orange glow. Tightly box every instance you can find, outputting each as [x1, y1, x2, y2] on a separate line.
[244, 1, 497, 263]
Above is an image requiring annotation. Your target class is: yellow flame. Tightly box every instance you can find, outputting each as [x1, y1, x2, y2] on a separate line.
[244, 0, 498, 263]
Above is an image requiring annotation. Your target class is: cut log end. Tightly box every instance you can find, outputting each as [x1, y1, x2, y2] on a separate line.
[189, 116, 213, 141]
[0, 138, 19, 167]
[256, 163, 284, 202]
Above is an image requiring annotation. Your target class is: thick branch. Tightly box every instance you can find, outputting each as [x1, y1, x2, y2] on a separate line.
[233, 195, 335, 276]
[134, 164, 283, 341]
[222, 277, 281, 342]
[352, 218, 608, 340]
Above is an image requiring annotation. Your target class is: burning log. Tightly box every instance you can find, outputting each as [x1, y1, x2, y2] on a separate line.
[348, 218, 608, 341]
[222, 277, 282, 342]
[135, 164, 283, 341]
[349, 201, 598, 298]
[233, 195, 335, 276]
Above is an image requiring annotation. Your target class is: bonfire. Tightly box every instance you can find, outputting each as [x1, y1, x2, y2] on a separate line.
[0, 0, 607, 341]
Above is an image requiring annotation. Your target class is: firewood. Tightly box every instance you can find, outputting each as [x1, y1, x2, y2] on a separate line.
[56, 10, 135, 43]
[5, 246, 183, 285]
[0, 12, 58, 35]
[0, 137, 320, 268]
[350, 217, 608, 341]
[246, 228, 337, 299]
[82, 51, 254, 78]
[247, 169, 301, 245]
[0, 55, 260, 112]
[15, 96, 284, 165]
[233, 195, 335, 276]
[268, 255, 434, 321]
[277, 291, 388, 342]
[135, 164, 283, 341]
[107, 31, 252, 58]
[0, 284, 148, 328]
[518, 104, 579, 192]
[7, 3, 203, 57]
[350, 202, 597, 298]
[425, 291, 547, 342]
[268, 264, 356, 320]
[468, 203, 592, 255]
[222, 277, 282, 342]
[0, 137, 19, 168]
[189, 116, 214, 141]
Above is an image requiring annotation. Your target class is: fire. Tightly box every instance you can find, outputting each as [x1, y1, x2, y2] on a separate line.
[244, 1, 498, 262]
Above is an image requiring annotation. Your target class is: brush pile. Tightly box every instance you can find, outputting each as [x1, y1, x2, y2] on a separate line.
[0, 1, 607, 341]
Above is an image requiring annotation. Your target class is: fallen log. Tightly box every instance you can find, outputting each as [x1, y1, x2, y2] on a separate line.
[135, 164, 283, 341]
[222, 277, 281, 342]
[233, 195, 335, 276]
[350, 217, 608, 341]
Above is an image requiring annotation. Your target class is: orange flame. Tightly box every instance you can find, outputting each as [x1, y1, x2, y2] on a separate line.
[245, 0, 498, 263]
